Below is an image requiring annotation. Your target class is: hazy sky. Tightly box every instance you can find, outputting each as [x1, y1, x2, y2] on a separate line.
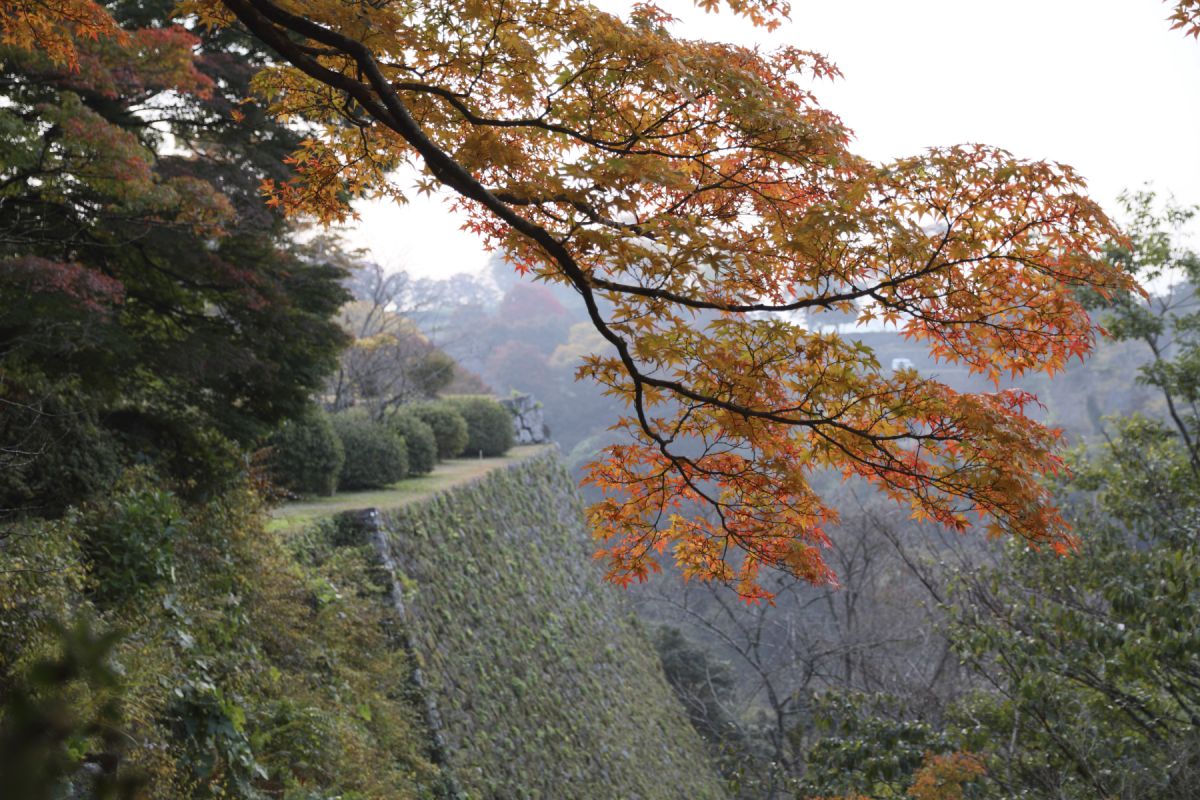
[345, 0, 1200, 278]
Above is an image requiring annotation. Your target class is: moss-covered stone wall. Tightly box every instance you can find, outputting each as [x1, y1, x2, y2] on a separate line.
[369, 448, 726, 799]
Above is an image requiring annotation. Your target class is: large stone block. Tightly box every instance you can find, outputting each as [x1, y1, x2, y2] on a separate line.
[500, 391, 550, 444]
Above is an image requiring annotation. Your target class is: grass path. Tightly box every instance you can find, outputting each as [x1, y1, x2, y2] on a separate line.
[268, 444, 554, 531]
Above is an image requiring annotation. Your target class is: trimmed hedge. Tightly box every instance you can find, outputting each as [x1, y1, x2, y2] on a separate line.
[445, 396, 514, 457]
[331, 413, 408, 490]
[409, 402, 470, 460]
[387, 411, 437, 476]
[267, 407, 344, 496]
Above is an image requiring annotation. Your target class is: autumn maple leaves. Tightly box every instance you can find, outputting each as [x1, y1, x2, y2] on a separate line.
[11, 0, 1141, 598]
[159, 0, 1140, 598]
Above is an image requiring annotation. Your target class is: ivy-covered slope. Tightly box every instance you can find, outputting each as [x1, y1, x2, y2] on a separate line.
[369, 449, 726, 799]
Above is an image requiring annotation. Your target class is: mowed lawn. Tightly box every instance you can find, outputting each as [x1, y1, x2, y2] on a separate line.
[268, 444, 554, 531]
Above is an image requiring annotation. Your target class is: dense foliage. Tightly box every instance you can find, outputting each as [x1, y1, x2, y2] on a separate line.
[0, 379, 125, 517]
[266, 407, 344, 496]
[0, 472, 439, 798]
[409, 402, 470, 460]
[0, 0, 348, 511]
[331, 413, 409, 490]
[798, 693, 960, 799]
[446, 396, 515, 458]
[944, 419, 1200, 799]
[386, 410, 438, 476]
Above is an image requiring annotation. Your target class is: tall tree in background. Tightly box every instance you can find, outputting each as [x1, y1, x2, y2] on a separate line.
[328, 261, 458, 418]
[0, 0, 348, 512]
[1086, 190, 1200, 471]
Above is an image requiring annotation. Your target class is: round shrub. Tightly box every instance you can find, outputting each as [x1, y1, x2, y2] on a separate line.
[331, 413, 408, 490]
[410, 402, 470, 460]
[267, 407, 344, 496]
[387, 411, 437, 476]
[446, 396, 514, 458]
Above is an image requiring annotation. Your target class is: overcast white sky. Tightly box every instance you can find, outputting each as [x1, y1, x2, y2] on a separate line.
[345, 0, 1200, 278]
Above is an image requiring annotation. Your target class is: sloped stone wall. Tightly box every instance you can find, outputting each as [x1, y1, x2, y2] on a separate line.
[362, 449, 726, 799]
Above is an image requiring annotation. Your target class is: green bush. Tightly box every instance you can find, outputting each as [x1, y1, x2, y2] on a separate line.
[446, 396, 514, 458]
[82, 471, 182, 605]
[798, 691, 955, 798]
[331, 413, 408, 490]
[409, 402, 469, 460]
[387, 411, 437, 476]
[267, 407, 344, 496]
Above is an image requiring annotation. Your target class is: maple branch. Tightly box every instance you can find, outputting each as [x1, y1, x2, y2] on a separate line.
[223, 0, 698, 479]
[212, 0, 1132, 595]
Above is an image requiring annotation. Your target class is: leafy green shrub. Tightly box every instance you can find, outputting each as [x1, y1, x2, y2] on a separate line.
[387, 411, 437, 476]
[0, 521, 88, 679]
[166, 680, 265, 797]
[331, 413, 408, 490]
[410, 402, 469, 460]
[107, 409, 249, 504]
[254, 699, 336, 787]
[82, 472, 182, 605]
[266, 407, 344, 496]
[445, 396, 514, 457]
